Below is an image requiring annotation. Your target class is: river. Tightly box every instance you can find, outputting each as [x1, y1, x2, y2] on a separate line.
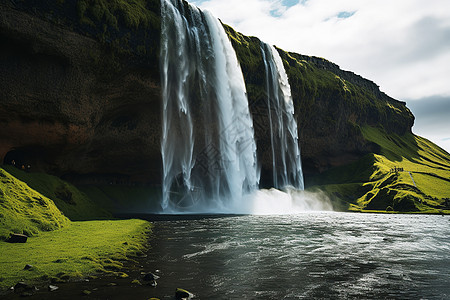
[144, 212, 449, 299]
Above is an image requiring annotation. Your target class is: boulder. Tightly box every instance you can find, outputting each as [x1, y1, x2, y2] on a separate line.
[48, 285, 59, 292]
[13, 282, 37, 294]
[6, 233, 28, 243]
[175, 288, 194, 300]
[143, 272, 160, 281]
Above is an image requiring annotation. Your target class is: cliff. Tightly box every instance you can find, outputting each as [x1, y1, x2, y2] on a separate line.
[0, 0, 162, 184]
[1, 0, 448, 213]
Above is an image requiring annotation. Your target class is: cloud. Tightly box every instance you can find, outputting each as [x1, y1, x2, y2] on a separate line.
[191, 0, 450, 101]
[407, 96, 450, 152]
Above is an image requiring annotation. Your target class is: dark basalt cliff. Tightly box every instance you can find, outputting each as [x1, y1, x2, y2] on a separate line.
[0, 0, 415, 188]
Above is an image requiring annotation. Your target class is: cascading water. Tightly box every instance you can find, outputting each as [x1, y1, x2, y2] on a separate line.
[260, 42, 304, 190]
[160, 0, 259, 212]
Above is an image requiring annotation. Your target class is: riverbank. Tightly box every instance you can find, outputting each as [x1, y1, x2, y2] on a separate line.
[0, 166, 152, 296]
[0, 219, 151, 293]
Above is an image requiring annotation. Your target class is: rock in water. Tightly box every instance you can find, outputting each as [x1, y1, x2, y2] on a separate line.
[175, 288, 194, 300]
[48, 285, 59, 292]
[13, 282, 37, 295]
[143, 272, 160, 281]
[7, 233, 28, 243]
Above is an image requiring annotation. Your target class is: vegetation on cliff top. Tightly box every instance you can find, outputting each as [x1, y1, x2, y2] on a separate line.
[77, 0, 160, 30]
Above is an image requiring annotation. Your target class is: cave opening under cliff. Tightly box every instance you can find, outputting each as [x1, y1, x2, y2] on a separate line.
[2, 147, 47, 172]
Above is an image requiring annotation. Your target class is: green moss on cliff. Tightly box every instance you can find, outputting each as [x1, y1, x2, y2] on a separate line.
[310, 126, 450, 213]
[276, 49, 414, 135]
[77, 0, 160, 30]
[2, 166, 111, 221]
[0, 168, 69, 240]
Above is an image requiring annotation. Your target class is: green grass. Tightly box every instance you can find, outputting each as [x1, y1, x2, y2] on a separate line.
[309, 126, 450, 214]
[0, 168, 70, 240]
[2, 166, 111, 221]
[0, 219, 151, 290]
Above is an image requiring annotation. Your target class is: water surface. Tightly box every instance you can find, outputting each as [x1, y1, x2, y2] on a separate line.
[146, 212, 449, 299]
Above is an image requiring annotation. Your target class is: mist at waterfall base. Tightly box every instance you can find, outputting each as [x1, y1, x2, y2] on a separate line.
[159, 0, 324, 214]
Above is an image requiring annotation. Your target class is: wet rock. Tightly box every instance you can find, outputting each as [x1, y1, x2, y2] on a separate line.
[23, 264, 33, 270]
[175, 288, 194, 300]
[48, 285, 59, 292]
[143, 272, 159, 287]
[6, 233, 27, 243]
[143, 272, 160, 281]
[82, 290, 91, 295]
[13, 282, 37, 295]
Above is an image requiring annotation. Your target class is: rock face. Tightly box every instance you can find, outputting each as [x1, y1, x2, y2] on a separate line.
[0, 0, 162, 183]
[0, 0, 415, 188]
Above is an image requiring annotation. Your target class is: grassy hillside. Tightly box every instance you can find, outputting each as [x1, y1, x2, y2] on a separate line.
[309, 126, 450, 213]
[0, 168, 70, 240]
[2, 166, 111, 221]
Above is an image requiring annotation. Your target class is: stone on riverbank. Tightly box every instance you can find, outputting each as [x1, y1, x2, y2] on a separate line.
[175, 288, 194, 299]
[7, 233, 27, 243]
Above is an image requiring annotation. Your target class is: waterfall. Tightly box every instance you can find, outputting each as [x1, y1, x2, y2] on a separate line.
[260, 42, 304, 190]
[160, 0, 259, 212]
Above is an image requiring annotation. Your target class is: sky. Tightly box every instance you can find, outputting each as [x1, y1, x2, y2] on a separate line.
[190, 0, 450, 153]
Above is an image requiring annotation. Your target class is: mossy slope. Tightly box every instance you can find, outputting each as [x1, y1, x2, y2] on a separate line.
[0, 168, 69, 240]
[2, 166, 111, 221]
[310, 126, 450, 213]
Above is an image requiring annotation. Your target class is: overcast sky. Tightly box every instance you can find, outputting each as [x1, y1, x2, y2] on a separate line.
[190, 0, 450, 153]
